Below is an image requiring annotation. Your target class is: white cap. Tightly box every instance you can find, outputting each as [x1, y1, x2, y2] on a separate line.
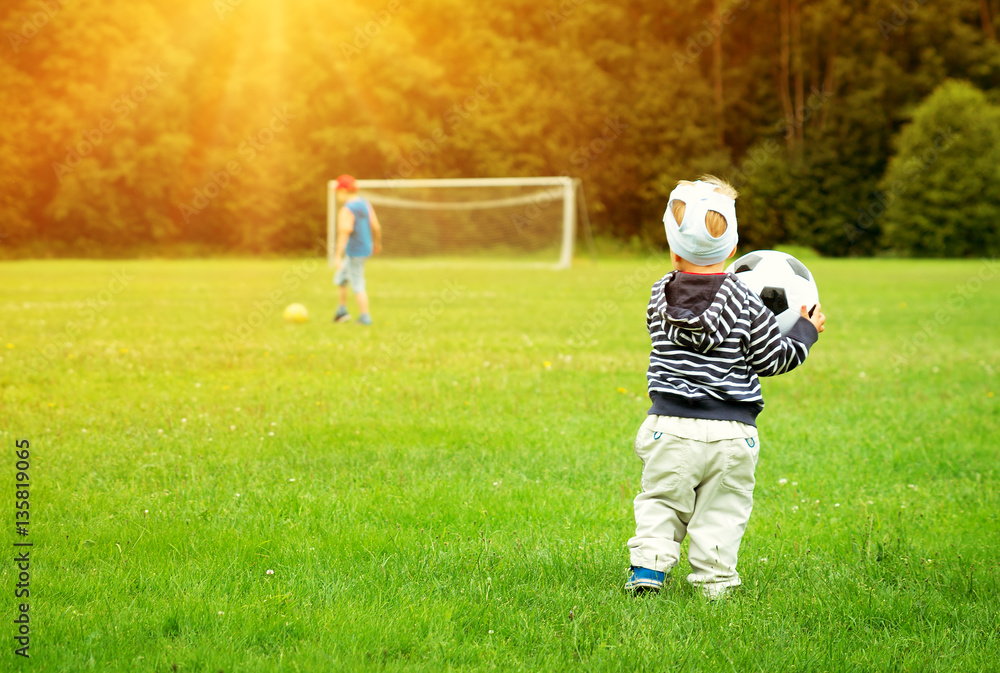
[663, 181, 739, 266]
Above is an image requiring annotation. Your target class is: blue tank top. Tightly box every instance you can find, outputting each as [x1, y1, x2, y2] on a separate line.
[345, 198, 373, 258]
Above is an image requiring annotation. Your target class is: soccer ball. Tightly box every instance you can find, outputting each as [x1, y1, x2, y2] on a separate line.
[282, 303, 309, 324]
[726, 250, 819, 336]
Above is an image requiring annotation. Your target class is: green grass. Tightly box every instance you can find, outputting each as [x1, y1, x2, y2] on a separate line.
[1, 256, 998, 672]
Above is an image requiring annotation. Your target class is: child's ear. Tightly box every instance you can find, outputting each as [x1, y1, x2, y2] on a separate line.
[727, 246, 738, 259]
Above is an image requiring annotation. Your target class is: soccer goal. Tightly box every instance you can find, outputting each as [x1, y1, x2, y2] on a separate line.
[327, 177, 591, 268]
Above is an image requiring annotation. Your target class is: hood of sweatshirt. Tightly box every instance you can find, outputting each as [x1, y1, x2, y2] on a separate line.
[655, 271, 749, 354]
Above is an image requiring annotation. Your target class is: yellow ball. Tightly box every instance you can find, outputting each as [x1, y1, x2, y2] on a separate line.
[283, 303, 309, 323]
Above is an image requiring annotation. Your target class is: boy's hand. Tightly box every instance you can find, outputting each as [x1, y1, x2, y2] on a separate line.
[802, 303, 825, 333]
[334, 256, 344, 272]
[373, 241, 382, 255]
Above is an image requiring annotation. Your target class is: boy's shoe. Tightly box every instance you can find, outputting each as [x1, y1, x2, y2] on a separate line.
[625, 567, 665, 593]
[358, 313, 373, 326]
[334, 307, 351, 323]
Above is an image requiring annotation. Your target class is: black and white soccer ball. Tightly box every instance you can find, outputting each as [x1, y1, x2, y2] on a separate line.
[726, 250, 819, 336]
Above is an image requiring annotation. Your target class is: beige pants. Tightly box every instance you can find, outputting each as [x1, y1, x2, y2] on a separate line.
[628, 415, 760, 597]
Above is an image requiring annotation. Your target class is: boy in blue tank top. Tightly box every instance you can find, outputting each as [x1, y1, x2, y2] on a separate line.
[333, 174, 382, 325]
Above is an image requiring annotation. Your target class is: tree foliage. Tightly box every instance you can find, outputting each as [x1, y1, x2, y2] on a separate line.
[1, 0, 998, 257]
[879, 80, 1000, 257]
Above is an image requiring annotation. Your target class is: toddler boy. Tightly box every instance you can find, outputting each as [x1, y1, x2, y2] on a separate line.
[626, 176, 825, 598]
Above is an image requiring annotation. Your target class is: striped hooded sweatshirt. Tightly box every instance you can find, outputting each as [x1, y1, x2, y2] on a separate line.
[646, 271, 818, 427]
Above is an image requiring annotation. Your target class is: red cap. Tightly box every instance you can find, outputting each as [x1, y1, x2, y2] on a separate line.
[335, 174, 358, 192]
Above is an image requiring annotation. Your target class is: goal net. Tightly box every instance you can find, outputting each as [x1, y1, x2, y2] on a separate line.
[327, 177, 587, 268]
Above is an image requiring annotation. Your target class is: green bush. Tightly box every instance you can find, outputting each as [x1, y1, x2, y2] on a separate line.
[879, 81, 1000, 257]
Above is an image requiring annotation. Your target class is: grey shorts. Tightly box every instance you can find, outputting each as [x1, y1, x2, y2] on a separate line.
[334, 256, 367, 293]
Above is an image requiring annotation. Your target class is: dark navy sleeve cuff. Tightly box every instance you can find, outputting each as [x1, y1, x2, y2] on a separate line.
[786, 316, 819, 348]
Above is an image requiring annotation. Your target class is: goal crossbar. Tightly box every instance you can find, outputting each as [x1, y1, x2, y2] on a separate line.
[363, 191, 563, 211]
[356, 177, 574, 189]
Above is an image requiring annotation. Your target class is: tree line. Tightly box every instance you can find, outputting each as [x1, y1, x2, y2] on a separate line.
[1, 0, 998, 258]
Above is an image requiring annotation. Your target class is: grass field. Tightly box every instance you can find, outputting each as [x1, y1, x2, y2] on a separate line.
[1, 256, 998, 672]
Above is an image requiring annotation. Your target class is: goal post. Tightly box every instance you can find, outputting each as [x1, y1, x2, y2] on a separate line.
[327, 177, 587, 268]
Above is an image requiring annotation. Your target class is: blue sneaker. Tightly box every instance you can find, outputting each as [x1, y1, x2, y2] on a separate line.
[358, 313, 373, 326]
[625, 567, 665, 593]
[333, 306, 351, 323]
